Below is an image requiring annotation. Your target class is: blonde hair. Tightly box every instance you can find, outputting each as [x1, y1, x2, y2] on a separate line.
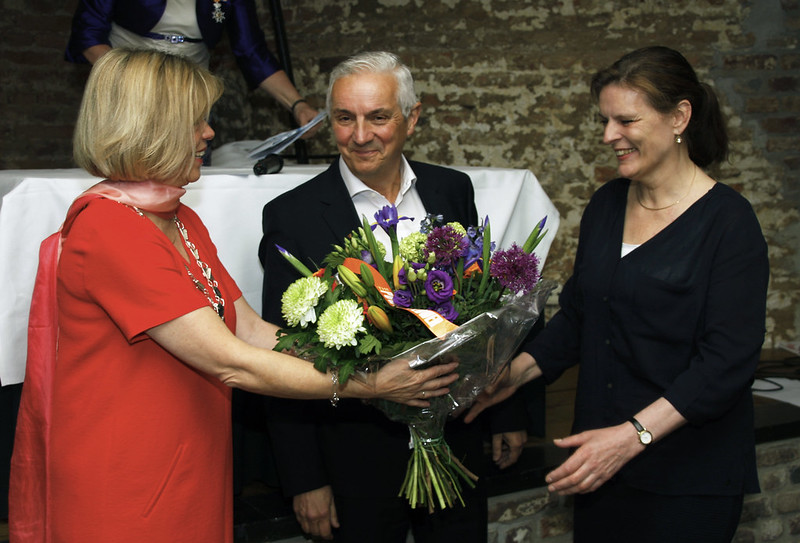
[73, 48, 224, 182]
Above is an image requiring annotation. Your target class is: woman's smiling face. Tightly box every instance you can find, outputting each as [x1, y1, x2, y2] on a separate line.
[598, 83, 679, 184]
[166, 121, 215, 187]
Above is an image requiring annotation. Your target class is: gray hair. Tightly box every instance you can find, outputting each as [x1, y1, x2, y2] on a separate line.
[326, 51, 418, 117]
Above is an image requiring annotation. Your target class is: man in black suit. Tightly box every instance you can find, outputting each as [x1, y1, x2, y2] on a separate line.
[258, 51, 528, 542]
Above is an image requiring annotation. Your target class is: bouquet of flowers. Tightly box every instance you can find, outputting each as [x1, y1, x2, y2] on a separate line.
[274, 206, 554, 512]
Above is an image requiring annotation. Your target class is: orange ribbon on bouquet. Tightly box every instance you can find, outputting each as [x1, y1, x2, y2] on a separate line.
[342, 257, 458, 338]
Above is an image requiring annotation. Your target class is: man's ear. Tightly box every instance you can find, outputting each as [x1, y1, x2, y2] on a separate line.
[406, 102, 422, 135]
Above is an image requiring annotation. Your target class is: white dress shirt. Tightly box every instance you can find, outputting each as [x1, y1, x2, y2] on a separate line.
[339, 156, 428, 254]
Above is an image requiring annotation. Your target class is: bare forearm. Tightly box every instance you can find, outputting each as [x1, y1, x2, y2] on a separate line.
[147, 305, 364, 398]
[630, 397, 687, 443]
[513, 351, 543, 384]
[258, 70, 303, 110]
[83, 44, 112, 64]
[257, 70, 319, 128]
[147, 302, 457, 404]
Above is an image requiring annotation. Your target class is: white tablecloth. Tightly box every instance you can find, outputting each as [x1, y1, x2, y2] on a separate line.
[0, 164, 559, 385]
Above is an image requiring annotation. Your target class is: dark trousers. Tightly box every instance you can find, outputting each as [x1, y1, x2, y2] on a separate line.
[574, 477, 744, 543]
[331, 479, 488, 543]
[1, 383, 22, 519]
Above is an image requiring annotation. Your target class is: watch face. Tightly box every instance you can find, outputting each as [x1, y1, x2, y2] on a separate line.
[640, 430, 653, 445]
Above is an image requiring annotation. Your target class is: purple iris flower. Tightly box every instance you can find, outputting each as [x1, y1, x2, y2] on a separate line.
[372, 204, 411, 233]
[432, 301, 459, 321]
[393, 289, 414, 308]
[360, 250, 374, 265]
[425, 269, 454, 304]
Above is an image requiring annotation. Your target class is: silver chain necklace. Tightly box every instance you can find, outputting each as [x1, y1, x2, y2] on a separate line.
[174, 216, 226, 320]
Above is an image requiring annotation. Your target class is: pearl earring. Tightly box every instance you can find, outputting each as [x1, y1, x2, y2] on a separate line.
[674, 134, 683, 144]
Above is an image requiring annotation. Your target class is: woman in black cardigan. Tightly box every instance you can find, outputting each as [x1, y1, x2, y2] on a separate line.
[467, 46, 769, 543]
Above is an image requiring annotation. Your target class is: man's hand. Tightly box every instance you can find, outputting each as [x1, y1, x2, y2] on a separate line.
[492, 430, 527, 469]
[293, 485, 339, 540]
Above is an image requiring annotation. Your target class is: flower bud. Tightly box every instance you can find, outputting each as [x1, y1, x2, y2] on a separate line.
[367, 305, 393, 333]
[360, 263, 375, 287]
[392, 255, 403, 290]
[407, 268, 418, 282]
[337, 265, 367, 298]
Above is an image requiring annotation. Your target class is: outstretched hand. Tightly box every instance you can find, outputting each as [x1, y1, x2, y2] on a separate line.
[544, 423, 643, 495]
[372, 357, 459, 407]
[464, 352, 541, 423]
[463, 365, 517, 423]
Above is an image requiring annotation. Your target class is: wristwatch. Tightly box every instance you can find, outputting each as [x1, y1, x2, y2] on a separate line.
[629, 417, 653, 445]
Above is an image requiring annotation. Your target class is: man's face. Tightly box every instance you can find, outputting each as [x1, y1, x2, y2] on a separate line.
[330, 72, 420, 186]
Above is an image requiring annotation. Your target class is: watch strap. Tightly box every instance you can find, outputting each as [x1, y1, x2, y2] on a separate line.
[629, 417, 645, 433]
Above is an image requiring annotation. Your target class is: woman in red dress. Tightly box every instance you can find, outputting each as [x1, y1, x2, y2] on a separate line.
[9, 48, 457, 543]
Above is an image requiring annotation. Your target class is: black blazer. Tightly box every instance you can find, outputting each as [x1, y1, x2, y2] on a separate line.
[258, 160, 528, 498]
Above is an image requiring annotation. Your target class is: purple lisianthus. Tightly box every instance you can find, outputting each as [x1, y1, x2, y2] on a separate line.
[425, 269, 455, 304]
[424, 225, 469, 267]
[372, 204, 411, 233]
[396, 266, 409, 286]
[393, 289, 414, 308]
[489, 243, 541, 294]
[431, 301, 459, 322]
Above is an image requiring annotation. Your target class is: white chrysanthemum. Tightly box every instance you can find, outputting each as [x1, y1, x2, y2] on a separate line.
[281, 276, 328, 327]
[398, 231, 427, 263]
[316, 299, 366, 350]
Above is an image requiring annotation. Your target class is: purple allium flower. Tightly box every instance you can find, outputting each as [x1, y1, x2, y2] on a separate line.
[393, 289, 414, 308]
[372, 204, 411, 233]
[425, 269, 455, 304]
[424, 225, 469, 267]
[431, 301, 459, 321]
[489, 243, 541, 294]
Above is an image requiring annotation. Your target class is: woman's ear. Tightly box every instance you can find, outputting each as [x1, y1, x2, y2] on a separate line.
[673, 99, 692, 134]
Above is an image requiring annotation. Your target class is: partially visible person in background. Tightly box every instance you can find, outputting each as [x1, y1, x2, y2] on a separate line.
[466, 46, 769, 543]
[9, 48, 457, 543]
[65, 0, 319, 133]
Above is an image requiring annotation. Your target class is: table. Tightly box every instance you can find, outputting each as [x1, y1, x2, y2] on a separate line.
[0, 164, 559, 385]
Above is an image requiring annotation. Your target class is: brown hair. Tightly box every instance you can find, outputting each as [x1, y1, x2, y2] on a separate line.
[591, 46, 728, 167]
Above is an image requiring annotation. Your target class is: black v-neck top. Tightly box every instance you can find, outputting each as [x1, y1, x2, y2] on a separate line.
[526, 177, 769, 495]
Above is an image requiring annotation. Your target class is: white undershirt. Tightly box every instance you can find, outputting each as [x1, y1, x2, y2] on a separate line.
[621, 242, 640, 258]
[109, 0, 210, 68]
[339, 156, 427, 255]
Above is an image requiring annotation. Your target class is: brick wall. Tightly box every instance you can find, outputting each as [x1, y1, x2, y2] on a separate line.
[484, 437, 800, 542]
[1, 0, 798, 340]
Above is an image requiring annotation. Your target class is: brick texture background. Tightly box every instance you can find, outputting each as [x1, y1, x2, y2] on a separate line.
[1, 0, 798, 344]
